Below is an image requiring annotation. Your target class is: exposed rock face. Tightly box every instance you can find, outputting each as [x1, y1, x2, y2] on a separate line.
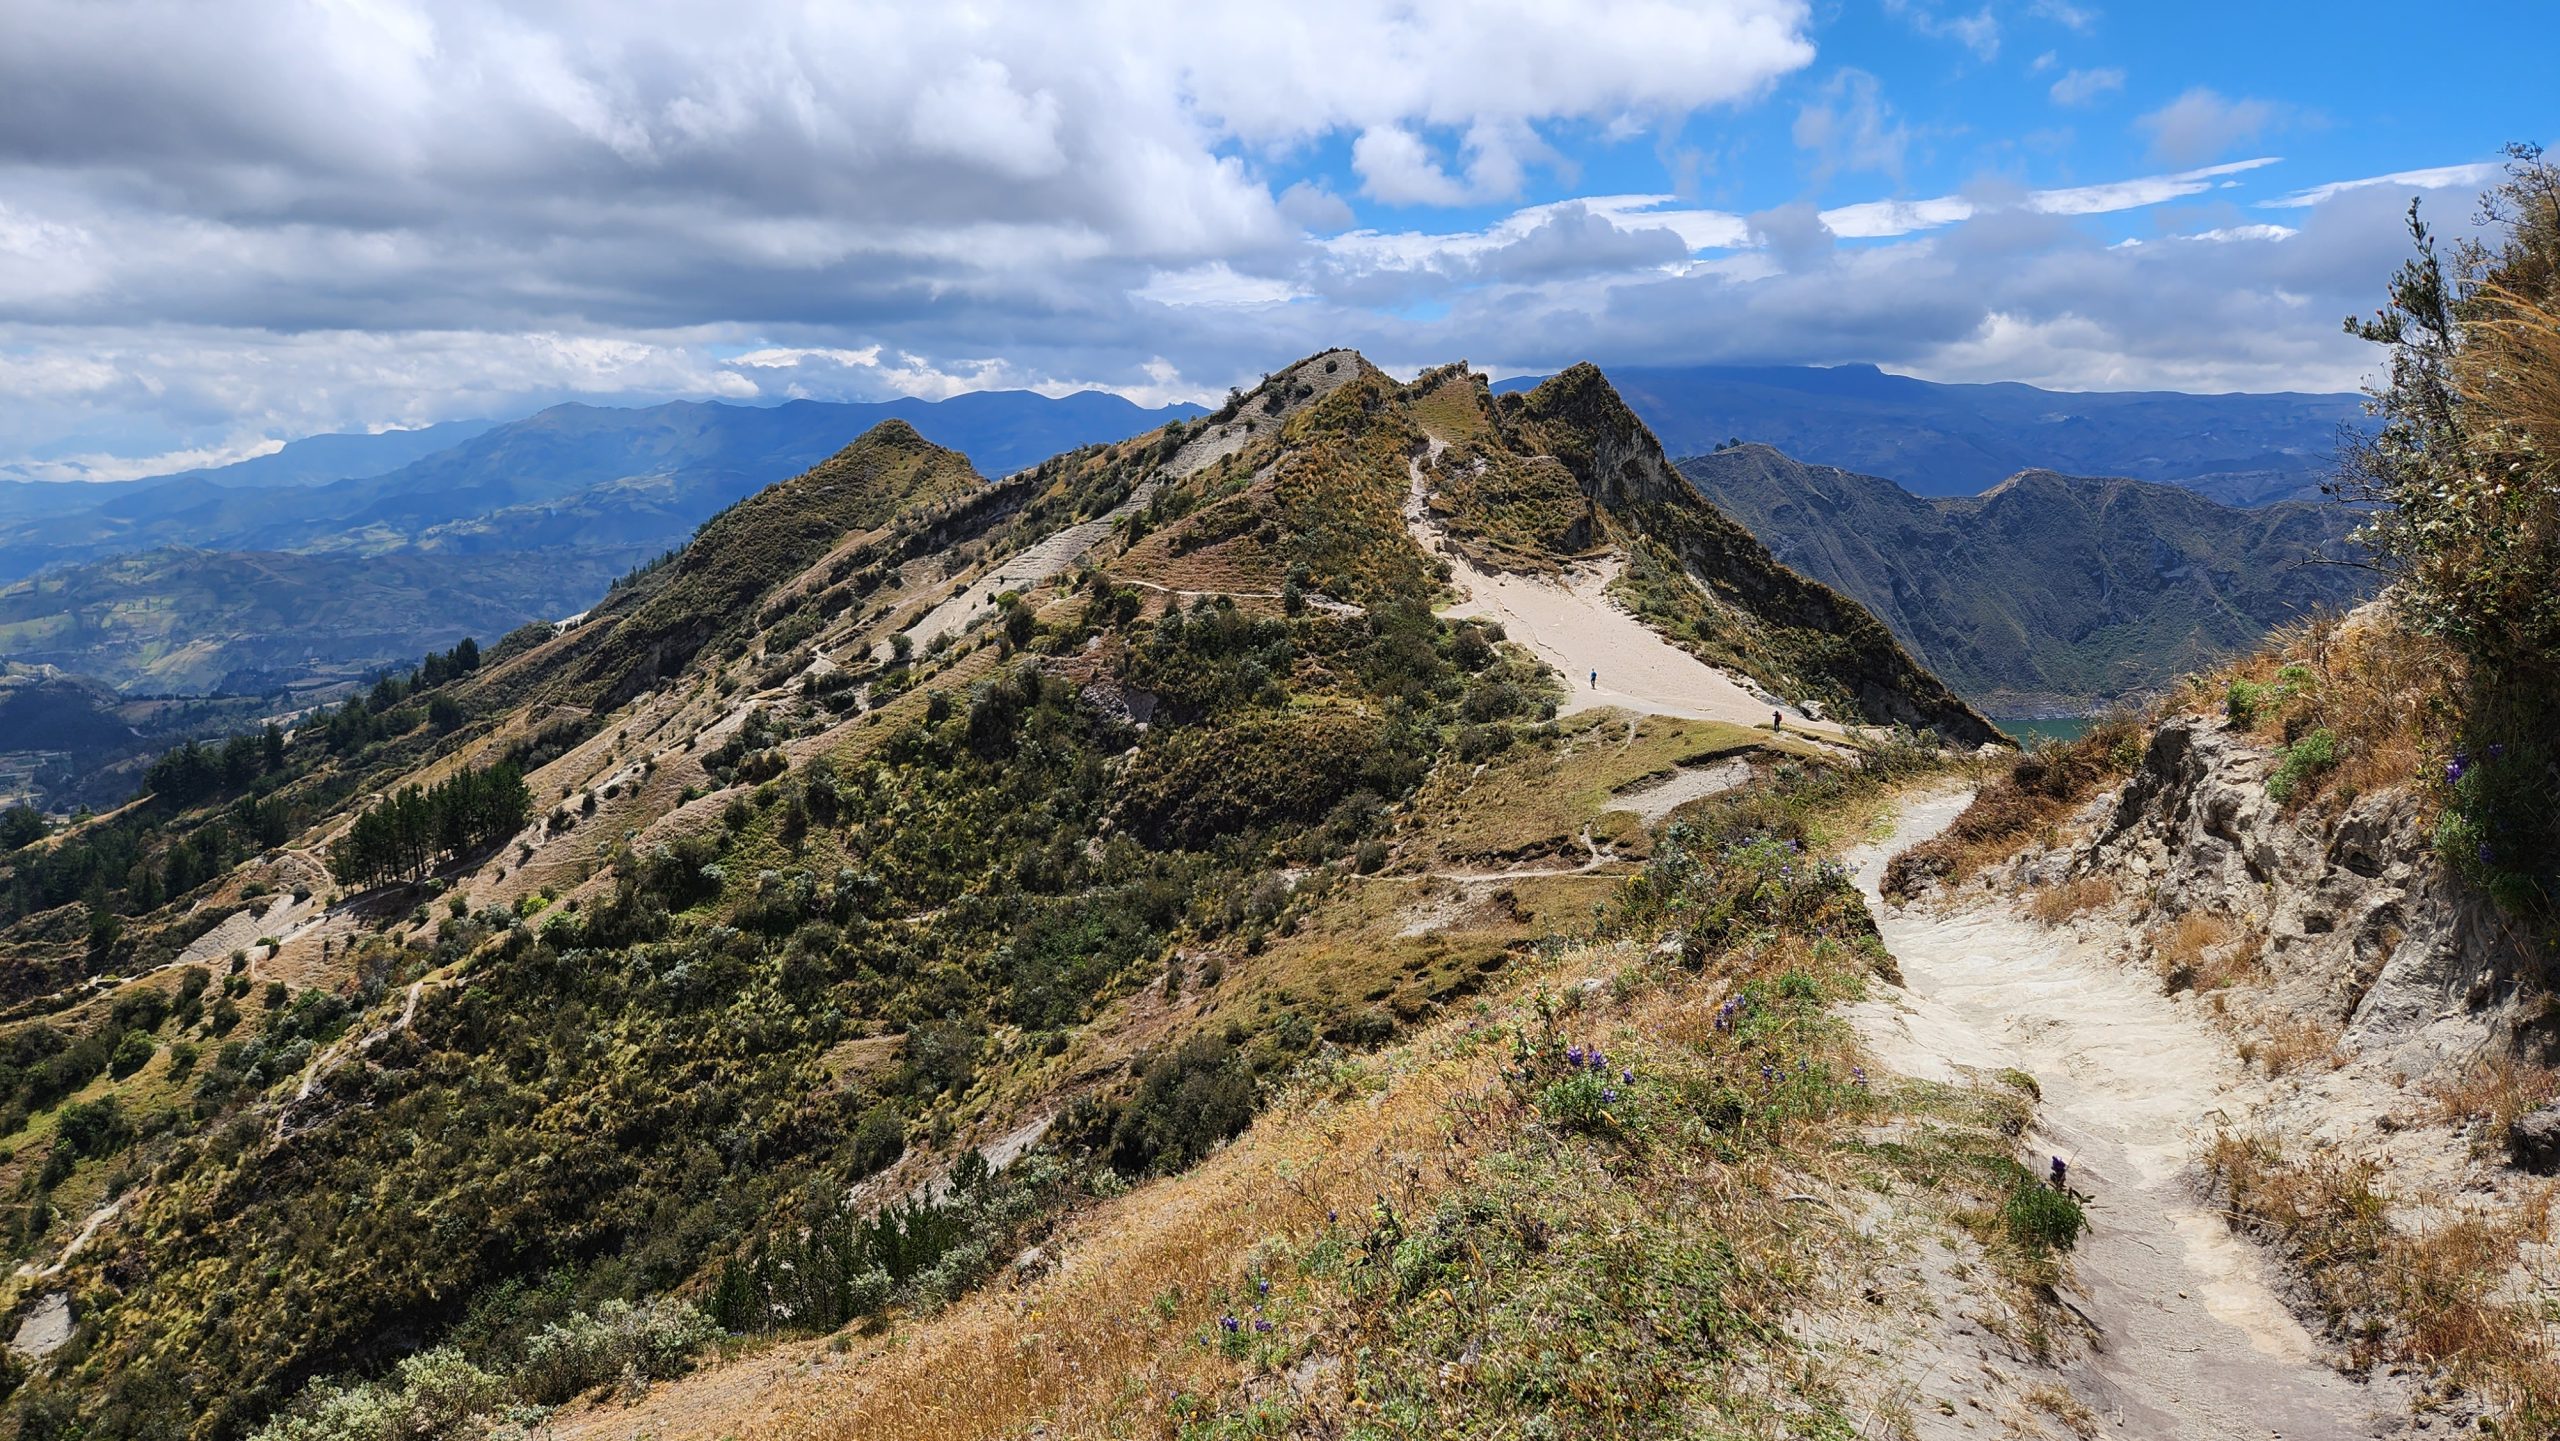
[2048, 711, 2549, 1105]
[2509, 1106, 2560, 1174]
[2070, 716, 2542, 1088]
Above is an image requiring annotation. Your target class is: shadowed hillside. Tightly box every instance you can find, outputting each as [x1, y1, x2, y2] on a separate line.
[1681, 444, 2375, 714]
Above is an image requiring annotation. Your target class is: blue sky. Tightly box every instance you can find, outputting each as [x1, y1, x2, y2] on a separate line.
[0, 0, 2547, 481]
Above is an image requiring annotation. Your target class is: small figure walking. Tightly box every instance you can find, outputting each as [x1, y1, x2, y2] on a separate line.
[1772, 710, 1783, 733]
[1589, 669, 1598, 689]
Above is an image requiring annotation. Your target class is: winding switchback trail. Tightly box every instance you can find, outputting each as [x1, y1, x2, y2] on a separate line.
[1852, 790, 2405, 1441]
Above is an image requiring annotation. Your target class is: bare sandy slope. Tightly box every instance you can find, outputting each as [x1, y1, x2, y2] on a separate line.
[1851, 791, 2407, 1440]
[892, 482, 1158, 658]
[1402, 457, 1843, 735]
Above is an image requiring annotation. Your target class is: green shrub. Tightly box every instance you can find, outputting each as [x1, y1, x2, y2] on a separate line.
[108, 1030, 155, 1079]
[2267, 727, 2341, 803]
[1999, 1168, 2088, 1255]
[2224, 678, 2267, 727]
[1110, 1035, 1258, 1174]
[513, 1297, 719, 1406]
[850, 1103, 906, 1178]
[249, 1346, 510, 1441]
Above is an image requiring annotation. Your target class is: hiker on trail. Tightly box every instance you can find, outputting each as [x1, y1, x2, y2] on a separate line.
[1589, 669, 1598, 689]
[1772, 710, 1783, 732]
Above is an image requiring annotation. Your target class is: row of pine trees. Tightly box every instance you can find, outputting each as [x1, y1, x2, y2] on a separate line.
[326, 761, 532, 890]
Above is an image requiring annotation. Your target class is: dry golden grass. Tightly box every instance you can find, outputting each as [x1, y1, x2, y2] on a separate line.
[2027, 874, 2114, 926]
[2244, 1016, 2343, 1078]
[2149, 910, 2259, 993]
[2193, 608, 2452, 813]
[2427, 1051, 2560, 1143]
[2022, 1381, 2102, 1438]
[2207, 1130, 2560, 1422]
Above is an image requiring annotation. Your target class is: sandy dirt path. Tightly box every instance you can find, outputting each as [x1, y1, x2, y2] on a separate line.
[1402, 458, 1844, 735]
[1850, 790, 2404, 1440]
[896, 482, 1159, 656]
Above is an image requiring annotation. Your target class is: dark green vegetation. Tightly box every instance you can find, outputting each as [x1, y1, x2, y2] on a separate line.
[325, 762, 531, 889]
[2338, 147, 2560, 920]
[0, 353, 2001, 1439]
[1505, 361, 2366, 501]
[1681, 445, 2374, 713]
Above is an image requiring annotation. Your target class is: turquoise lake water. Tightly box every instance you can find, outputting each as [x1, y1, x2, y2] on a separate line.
[1995, 716, 2098, 747]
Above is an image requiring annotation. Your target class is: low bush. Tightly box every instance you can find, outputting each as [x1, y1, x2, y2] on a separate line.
[513, 1297, 719, 1406]
[2267, 727, 2341, 804]
[1110, 1035, 1258, 1175]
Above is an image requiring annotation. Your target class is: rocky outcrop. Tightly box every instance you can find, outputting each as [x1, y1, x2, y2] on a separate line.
[2063, 714, 2547, 1093]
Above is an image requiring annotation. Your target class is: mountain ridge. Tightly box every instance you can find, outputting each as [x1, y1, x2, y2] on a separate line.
[0, 352, 2018, 1439]
[1678, 443, 2374, 713]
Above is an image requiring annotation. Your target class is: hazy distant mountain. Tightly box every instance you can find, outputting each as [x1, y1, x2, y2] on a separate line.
[0, 390, 1197, 695]
[1678, 444, 2375, 714]
[0, 391, 1201, 584]
[0, 545, 637, 695]
[1503, 363, 2365, 501]
[0, 418, 500, 522]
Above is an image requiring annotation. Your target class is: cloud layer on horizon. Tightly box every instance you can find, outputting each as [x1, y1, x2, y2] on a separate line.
[0, 0, 2513, 481]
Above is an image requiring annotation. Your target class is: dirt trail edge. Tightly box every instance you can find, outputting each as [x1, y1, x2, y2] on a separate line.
[1850, 788, 2407, 1441]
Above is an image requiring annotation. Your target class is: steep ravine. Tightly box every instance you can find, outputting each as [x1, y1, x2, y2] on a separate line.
[1855, 790, 2411, 1439]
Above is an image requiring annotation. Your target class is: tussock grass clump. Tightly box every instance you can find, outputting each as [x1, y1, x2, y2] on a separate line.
[2149, 910, 2257, 993]
[2427, 1052, 2560, 1152]
[2027, 874, 2114, 925]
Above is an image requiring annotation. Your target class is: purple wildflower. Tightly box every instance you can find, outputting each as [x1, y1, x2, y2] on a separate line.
[1220, 1315, 1240, 1333]
[2488, 743, 2507, 761]
[1566, 1045, 1585, 1066]
[1254, 1318, 1273, 1334]
[1602, 1087, 1618, 1102]
[1257, 1278, 1270, 1296]
[2448, 754, 2469, 784]
[1622, 1068, 1635, 1085]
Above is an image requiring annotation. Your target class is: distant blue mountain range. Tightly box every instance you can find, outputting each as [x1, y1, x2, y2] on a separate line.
[1499, 362, 2368, 503]
[0, 390, 1202, 583]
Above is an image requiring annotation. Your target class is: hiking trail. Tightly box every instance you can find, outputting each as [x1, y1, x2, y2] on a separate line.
[1851, 788, 2407, 1440]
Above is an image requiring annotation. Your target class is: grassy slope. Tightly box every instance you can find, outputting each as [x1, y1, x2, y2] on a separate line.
[0, 355, 2022, 1440]
[537, 758, 2084, 1441]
